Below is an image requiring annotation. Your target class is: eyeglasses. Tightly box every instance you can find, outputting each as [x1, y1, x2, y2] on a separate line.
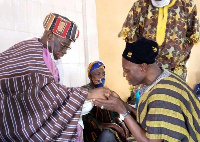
[54, 35, 71, 50]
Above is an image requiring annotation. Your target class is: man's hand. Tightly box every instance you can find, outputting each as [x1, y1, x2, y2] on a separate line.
[92, 93, 127, 114]
[87, 87, 111, 100]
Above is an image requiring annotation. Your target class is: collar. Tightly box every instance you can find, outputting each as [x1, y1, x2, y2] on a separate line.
[151, 0, 171, 7]
[140, 69, 171, 95]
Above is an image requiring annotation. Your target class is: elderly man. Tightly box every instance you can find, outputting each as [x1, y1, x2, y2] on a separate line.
[0, 13, 110, 141]
[93, 37, 200, 142]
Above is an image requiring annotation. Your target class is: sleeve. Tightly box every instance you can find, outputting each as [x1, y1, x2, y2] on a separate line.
[38, 77, 89, 140]
[118, 2, 141, 42]
[0, 72, 89, 141]
[40, 80, 88, 121]
[186, 3, 200, 45]
[144, 95, 188, 141]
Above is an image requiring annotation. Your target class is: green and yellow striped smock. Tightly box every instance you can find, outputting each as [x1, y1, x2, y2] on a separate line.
[137, 71, 200, 142]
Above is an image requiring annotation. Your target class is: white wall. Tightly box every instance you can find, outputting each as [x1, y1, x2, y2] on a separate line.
[0, 0, 99, 87]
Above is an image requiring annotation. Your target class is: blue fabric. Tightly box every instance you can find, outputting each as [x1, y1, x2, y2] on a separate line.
[94, 77, 105, 88]
[89, 61, 104, 74]
[135, 90, 140, 109]
[194, 83, 200, 100]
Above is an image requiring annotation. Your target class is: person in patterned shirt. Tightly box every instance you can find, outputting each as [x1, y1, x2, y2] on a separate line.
[93, 37, 200, 142]
[119, 0, 200, 80]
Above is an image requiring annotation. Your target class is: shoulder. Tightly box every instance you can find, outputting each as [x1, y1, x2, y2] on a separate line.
[180, 0, 196, 10]
[81, 84, 93, 90]
[133, 0, 149, 6]
[1, 38, 43, 57]
[131, 0, 150, 10]
[145, 73, 194, 104]
[0, 38, 48, 80]
[14, 38, 43, 51]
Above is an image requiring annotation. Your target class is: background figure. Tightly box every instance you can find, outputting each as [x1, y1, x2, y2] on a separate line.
[93, 37, 200, 142]
[0, 13, 110, 141]
[82, 61, 128, 142]
[194, 82, 200, 100]
[119, 0, 200, 80]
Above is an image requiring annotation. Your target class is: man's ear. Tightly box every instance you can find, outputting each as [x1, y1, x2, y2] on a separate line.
[46, 30, 53, 41]
[140, 63, 148, 73]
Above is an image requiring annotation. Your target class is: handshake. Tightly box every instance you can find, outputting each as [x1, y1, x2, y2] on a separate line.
[87, 86, 117, 100]
[84, 87, 130, 141]
[86, 87, 127, 115]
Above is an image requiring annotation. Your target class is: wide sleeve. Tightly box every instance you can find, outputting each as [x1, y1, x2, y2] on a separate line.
[38, 76, 89, 141]
[0, 72, 89, 141]
[140, 90, 193, 141]
[40, 45, 88, 140]
[118, 2, 141, 42]
[186, 3, 200, 45]
[144, 100, 186, 141]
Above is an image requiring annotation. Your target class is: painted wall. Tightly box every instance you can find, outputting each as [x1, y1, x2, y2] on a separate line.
[187, 0, 200, 88]
[96, 0, 135, 101]
[96, 0, 200, 101]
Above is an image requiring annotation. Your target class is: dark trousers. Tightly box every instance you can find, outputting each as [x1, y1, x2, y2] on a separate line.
[96, 129, 118, 142]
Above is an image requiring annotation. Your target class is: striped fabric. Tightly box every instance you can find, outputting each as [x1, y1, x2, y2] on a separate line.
[137, 72, 200, 142]
[43, 13, 79, 42]
[0, 39, 88, 141]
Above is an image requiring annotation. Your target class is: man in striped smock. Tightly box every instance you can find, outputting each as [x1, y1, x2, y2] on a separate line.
[92, 37, 200, 142]
[0, 13, 110, 141]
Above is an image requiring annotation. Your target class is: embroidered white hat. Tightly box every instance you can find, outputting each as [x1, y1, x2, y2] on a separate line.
[151, 0, 171, 7]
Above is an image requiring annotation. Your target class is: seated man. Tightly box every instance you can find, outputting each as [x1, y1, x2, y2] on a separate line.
[92, 37, 200, 142]
[82, 61, 128, 142]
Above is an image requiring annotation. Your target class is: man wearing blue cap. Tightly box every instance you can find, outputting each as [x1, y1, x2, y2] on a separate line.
[82, 61, 128, 142]
[93, 37, 200, 142]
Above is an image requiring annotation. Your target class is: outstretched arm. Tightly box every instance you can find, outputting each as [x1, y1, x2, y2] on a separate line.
[92, 93, 163, 142]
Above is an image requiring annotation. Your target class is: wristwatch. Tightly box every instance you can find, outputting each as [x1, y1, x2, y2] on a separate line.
[119, 111, 130, 121]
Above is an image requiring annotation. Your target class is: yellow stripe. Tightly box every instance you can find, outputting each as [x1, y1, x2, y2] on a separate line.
[148, 108, 185, 121]
[139, 82, 200, 140]
[147, 133, 183, 142]
[139, 93, 181, 123]
[146, 121, 192, 141]
[163, 77, 200, 120]
[152, 93, 199, 139]
[156, 8, 165, 46]
[99, 64, 104, 69]
[156, 0, 176, 46]
[163, 77, 200, 141]
[87, 61, 98, 76]
[165, 75, 200, 111]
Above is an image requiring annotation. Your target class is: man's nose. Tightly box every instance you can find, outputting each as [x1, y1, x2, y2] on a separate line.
[62, 49, 67, 54]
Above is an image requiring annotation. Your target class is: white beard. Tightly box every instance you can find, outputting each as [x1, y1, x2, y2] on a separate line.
[151, 0, 171, 7]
